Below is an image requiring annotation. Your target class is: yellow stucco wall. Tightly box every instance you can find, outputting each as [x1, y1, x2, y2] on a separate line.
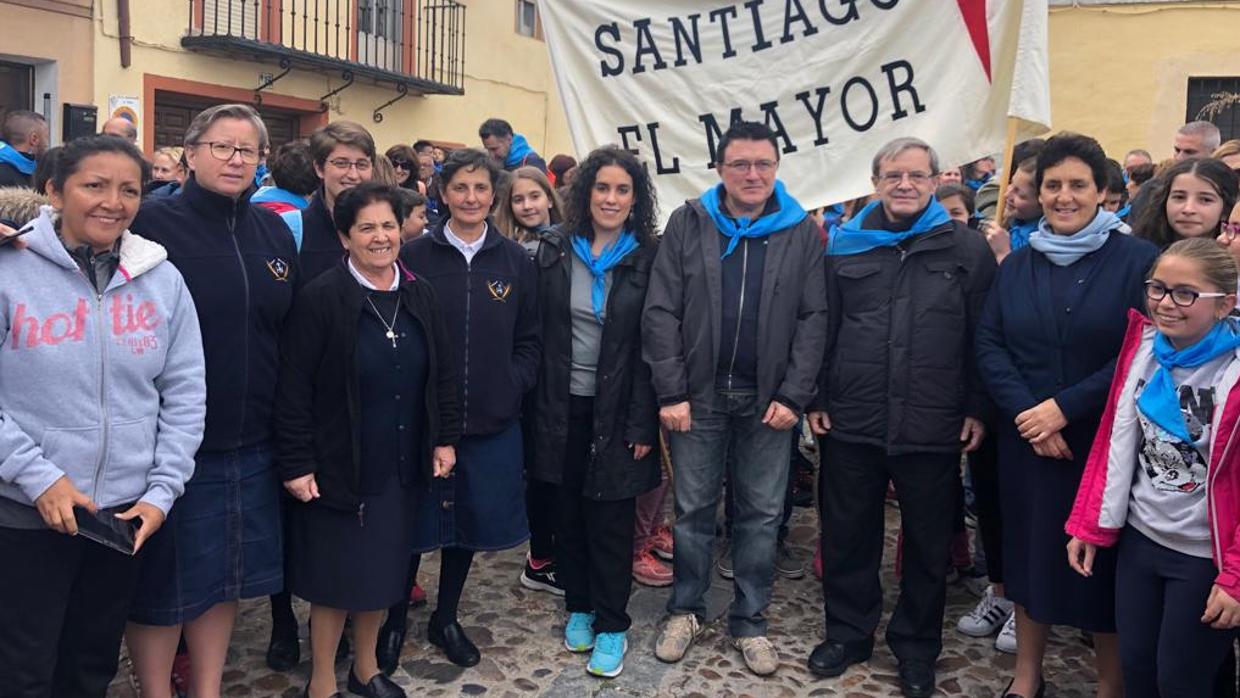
[1047, 2, 1240, 160]
[91, 0, 573, 158]
[1, 2, 94, 114]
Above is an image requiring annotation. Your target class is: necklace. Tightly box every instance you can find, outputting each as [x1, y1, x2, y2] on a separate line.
[365, 294, 402, 349]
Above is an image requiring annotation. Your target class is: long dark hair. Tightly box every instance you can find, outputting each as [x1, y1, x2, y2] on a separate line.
[1134, 157, 1239, 249]
[562, 146, 658, 243]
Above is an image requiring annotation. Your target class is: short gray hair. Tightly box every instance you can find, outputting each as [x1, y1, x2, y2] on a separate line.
[184, 103, 269, 153]
[871, 137, 939, 177]
[1178, 121, 1222, 152]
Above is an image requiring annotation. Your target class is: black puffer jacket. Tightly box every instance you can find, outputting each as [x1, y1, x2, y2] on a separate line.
[813, 206, 997, 454]
[525, 230, 660, 501]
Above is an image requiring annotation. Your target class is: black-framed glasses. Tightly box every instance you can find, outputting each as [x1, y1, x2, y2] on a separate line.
[327, 158, 373, 173]
[392, 160, 413, 170]
[1145, 280, 1228, 308]
[193, 141, 263, 164]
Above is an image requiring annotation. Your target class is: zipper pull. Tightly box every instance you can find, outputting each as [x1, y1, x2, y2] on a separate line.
[357, 503, 366, 528]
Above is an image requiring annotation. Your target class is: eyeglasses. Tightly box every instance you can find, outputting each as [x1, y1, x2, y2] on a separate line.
[392, 160, 413, 170]
[722, 159, 777, 174]
[194, 141, 263, 164]
[1145, 280, 1229, 308]
[328, 158, 373, 173]
[878, 171, 933, 186]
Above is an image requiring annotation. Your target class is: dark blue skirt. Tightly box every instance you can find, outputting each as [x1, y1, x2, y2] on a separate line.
[998, 422, 1117, 632]
[129, 443, 284, 626]
[410, 421, 529, 552]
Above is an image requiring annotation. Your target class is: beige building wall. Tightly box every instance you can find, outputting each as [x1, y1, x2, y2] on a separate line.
[1047, 2, 1240, 160]
[90, 0, 573, 158]
[1, 0, 95, 140]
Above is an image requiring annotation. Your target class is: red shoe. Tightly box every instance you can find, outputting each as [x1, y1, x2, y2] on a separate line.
[410, 582, 428, 607]
[813, 539, 823, 580]
[632, 549, 673, 587]
[651, 525, 674, 561]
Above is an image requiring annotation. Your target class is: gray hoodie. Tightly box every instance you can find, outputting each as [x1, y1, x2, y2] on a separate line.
[0, 207, 206, 518]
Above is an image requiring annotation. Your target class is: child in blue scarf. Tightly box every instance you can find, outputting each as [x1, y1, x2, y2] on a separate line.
[1068, 238, 1240, 698]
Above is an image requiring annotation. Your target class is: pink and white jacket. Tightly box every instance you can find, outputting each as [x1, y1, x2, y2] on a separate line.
[1066, 309, 1240, 599]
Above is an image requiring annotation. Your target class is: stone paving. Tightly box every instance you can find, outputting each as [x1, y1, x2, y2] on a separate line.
[108, 503, 1101, 698]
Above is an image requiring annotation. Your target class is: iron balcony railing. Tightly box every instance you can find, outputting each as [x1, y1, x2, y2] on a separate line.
[183, 0, 465, 95]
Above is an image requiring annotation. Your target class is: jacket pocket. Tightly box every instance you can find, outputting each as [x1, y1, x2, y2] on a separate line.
[40, 425, 104, 496]
[100, 417, 158, 507]
[835, 262, 885, 313]
[918, 261, 966, 318]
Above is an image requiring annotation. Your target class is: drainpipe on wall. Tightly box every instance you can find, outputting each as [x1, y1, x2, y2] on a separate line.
[118, 0, 132, 68]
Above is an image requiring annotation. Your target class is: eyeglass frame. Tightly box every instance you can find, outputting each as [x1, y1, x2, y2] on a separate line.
[191, 141, 264, 165]
[1145, 279, 1230, 308]
[391, 160, 413, 170]
[876, 170, 935, 186]
[721, 159, 778, 174]
[327, 157, 374, 173]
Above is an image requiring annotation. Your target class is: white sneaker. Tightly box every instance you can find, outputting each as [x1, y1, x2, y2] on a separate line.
[956, 586, 1014, 637]
[994, 612, 1018, 654]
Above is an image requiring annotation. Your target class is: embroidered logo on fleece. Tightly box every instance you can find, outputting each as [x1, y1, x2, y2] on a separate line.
[267, 258, 290, 282]
[487, 280, 512, 302]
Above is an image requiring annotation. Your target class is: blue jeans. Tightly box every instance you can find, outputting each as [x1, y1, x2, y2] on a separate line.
[667, 390, 791, 637]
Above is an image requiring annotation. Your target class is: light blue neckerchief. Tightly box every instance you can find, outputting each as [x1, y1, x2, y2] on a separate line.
[827, 199, 951, 257]
[700, 180, 807, 259]
[505, 134, 535, 169]
[1138, 319, 1240, 442]
[570, 231, 638, 323]
[0, 141, 36, 176]
[1028, 209, 1119, 266]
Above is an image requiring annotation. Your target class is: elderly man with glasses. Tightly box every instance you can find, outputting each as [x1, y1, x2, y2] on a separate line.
[806, 137, 997, 697]
[644, 121, 827, 677]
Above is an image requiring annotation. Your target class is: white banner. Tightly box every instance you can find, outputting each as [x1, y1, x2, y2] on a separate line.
[538, 0, 1050, 221]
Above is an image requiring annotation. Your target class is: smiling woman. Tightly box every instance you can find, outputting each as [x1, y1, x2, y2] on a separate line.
[0, 134, 205, 697]
[1134, 157, 1239, 251]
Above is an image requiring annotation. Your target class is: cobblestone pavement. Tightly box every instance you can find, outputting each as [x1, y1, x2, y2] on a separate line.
[108, 504, 1100, 698]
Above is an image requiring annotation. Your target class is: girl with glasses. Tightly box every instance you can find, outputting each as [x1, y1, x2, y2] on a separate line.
[1068, 238, 1240, 698]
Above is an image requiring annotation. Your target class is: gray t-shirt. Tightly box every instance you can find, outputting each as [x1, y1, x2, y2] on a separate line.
[569, 253, 610, 397]
[1129, 353, 1232, 558]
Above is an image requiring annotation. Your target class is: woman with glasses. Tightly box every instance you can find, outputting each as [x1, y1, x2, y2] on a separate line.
[1134, 158, 1238, 251]
[975, 133, 1159, 698]
[1219, 202, 1240, 270]
[124, 104, 300, 698]
[292, 122, 376, 283]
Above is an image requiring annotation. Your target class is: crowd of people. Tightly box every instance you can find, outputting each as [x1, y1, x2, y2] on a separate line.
[1, 100, 1239, 698]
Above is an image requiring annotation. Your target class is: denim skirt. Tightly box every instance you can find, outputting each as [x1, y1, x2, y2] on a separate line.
[411, 420, 529, 553]
[128, 443, 284, 626]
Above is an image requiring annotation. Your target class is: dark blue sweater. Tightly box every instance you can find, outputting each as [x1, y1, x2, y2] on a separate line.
[130, 175, 299, 453]
[399, 221, 541, 436]
[298, 191, 346, 283]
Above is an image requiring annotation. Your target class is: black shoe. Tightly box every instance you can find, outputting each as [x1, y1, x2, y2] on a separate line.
[266, 627, 300, 672]
[518, 559, 565, 596]
[807, 640, 872, 677]
[346, 666, 407, 698]
[427, 614, 480, 667]
[376, 624, 406, 676]
[898, 659, 936, 698]
[1001, 677, 1046, 698]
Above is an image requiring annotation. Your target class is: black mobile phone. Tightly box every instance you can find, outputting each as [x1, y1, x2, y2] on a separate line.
[0, 222, 33, 246]
[74, 506, 139, 556]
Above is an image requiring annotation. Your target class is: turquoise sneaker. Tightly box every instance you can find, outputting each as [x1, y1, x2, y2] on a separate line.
[587, 631, 627, 678]
[564, 612, 596, 652]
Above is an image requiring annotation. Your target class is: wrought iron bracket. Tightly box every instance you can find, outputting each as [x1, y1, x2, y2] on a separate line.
[372, 84, 410, 123]
[254, 57, 293, 106]
[318, 70, 356, 112]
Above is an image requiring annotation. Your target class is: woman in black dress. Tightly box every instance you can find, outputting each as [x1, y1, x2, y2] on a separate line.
[275, 182, 460, 698]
